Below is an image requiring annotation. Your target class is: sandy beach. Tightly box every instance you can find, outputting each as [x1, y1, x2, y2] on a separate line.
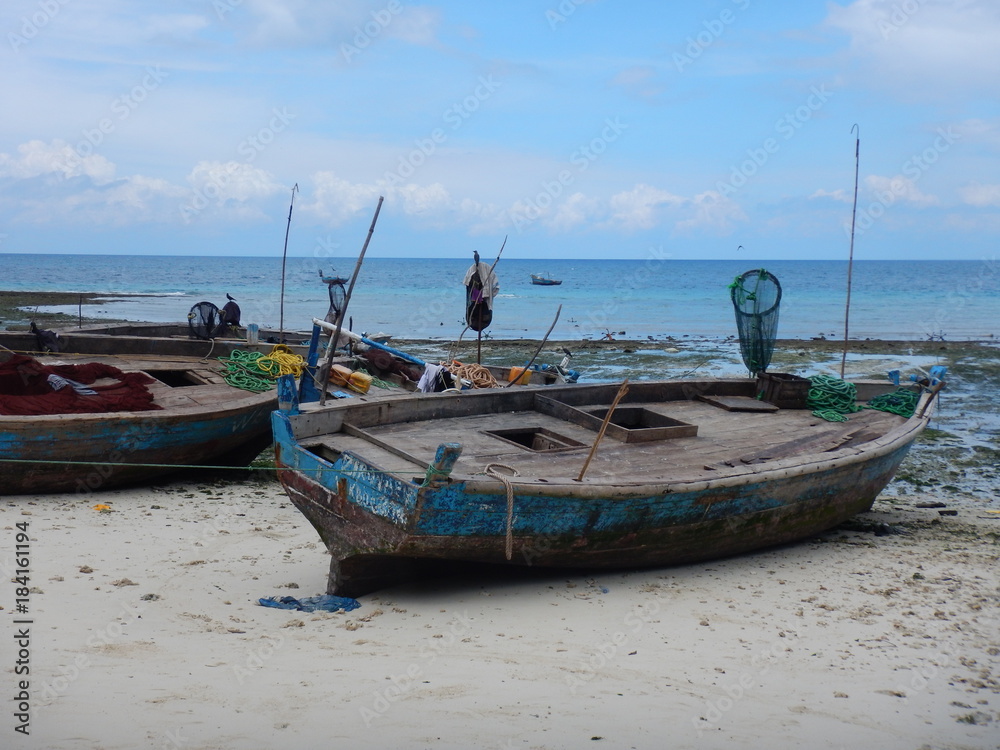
[3, 474, 998, 749]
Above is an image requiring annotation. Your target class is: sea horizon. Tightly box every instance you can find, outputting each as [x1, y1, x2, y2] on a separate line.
[4, 254, 998, 342]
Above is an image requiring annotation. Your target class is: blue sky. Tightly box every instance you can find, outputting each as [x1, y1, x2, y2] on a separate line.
[1, 0, 998, 260]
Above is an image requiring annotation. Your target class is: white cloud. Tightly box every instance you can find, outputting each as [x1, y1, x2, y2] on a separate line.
[674, 191, 746, 235]
[302, 171, 384, 225]
[0, 139, 116, 184]
[235, 0, 440, 50]
[865, 174, 938, 206]
[547, 192, 601, 232]
[606, 184, 685, 231]
[959, 182, 1000, 207]
[824, 0, 1000, 100]
[186, 161, 284, 204]
[809, 188, 851, 202]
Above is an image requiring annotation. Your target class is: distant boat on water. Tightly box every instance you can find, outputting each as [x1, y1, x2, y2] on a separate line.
[530, 273, 562, 286]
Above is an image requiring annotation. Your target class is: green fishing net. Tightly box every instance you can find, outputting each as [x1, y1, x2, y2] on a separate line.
[729, 269, 781, 376]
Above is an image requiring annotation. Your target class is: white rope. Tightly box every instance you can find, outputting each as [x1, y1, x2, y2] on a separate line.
[484, 463, 519, 560]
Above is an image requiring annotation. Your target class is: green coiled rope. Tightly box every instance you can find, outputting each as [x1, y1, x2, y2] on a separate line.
[807, 375, 861, 422]
[218, 350, 276, 393]
[866, 388, 919, 418]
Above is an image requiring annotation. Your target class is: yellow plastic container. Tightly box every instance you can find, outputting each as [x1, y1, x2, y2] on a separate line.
[329, 364, 353, 387]
[347, 371, 372, 394]
[507, 367, 532, 386]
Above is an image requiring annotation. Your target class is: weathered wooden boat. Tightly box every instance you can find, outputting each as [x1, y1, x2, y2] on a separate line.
[0, 351, 276, 495]
[0, 322, 312, 360]
[530, 273, 562, 286]
[271, 377, 941, 596]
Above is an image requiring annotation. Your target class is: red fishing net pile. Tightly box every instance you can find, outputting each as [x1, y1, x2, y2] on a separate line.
[0, 354, 163, 416]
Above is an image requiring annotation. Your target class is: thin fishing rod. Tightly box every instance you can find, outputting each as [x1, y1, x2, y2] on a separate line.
[279, 183, 299, 341]
[840, 125, 860, 379]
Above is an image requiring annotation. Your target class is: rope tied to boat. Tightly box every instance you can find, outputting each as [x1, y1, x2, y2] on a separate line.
[483, 463, 519, 561]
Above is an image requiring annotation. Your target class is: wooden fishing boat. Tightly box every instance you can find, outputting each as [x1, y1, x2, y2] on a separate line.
[271, 377, 940, 596]
[0, 351, 276, 495]
[0, 322, 312, 360]
[530, 273, 562, 286]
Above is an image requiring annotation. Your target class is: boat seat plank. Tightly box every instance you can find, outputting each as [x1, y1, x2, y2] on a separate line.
[302, 435, 428, 477]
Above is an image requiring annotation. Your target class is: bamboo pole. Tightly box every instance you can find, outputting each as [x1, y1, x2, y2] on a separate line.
[576, 379, 629, 482]
[505, 304, 561, 387]
[840, 126, 860, 379]
[319, 195, 384, 405]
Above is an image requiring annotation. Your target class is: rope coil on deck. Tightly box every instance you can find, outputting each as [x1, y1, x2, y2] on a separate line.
[218, 345, 306, 392]
[866, 388, 920, 418]
[806, 375, 861, 422]
[483, 463, 519, 560]
[446, 361, 499, 389]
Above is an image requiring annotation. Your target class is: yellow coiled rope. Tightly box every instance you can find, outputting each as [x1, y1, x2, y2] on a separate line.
[219, 344, 306, 392]
[257, 344, 306, 377]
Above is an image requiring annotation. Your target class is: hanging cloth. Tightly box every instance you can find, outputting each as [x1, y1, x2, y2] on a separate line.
[464, 259, 499, 332]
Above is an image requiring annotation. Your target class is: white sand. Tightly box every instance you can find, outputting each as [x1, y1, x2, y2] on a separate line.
[3, 478, 998, 750]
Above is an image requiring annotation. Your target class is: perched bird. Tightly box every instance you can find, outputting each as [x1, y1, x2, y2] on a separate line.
[221, 294, 241, 329]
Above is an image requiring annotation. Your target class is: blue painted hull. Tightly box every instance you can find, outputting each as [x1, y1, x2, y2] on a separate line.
[272, 380, 935, 595]
[2, 397, 274, 495]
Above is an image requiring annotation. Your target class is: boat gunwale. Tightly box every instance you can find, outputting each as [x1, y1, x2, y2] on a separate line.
[277, 380, 937, 500]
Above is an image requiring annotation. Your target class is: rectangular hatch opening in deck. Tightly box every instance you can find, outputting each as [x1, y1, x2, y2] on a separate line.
[144, 370, 210, 387]
[485, 427, 586, 453]
[583, 406, 698, 443]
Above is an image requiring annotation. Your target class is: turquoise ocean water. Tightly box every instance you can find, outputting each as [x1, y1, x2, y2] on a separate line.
[2, 254, 997, 341]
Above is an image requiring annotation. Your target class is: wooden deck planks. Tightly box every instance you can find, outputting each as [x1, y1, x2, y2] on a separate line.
[316, 400, 908, 486]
